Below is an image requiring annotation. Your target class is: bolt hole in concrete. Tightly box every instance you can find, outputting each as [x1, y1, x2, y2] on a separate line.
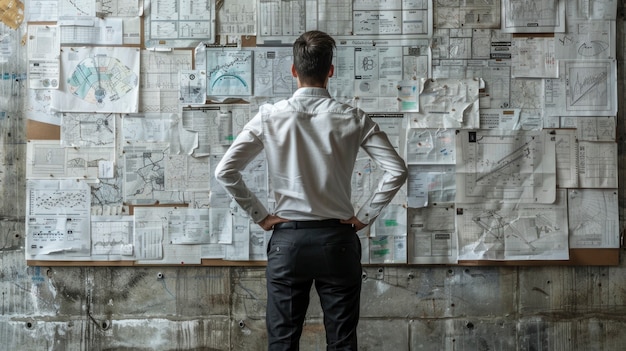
[26, 322, 33, 329]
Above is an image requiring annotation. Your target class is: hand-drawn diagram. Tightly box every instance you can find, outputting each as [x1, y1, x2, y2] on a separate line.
[91, 167, 124, 209]
[91, 217, 134, 257]
[567, 63, 608, 110]
[435, 0, 501, 29]
[455, 130, 556, 204]
[510, 78, 543, 109]
[568, 189, 619, 248]
[59, 0, 95, 18]
[545, 60, 617, 116]
[123, 143, 177, 204]
[96, 0, 142, 17]
[141, 49, 193, 90]
[165, 154, 210, 191]
[61, 113, 116, 147]
[29, 186, 90, 216]
[67, 54, 138, 105]
[406, 128, 456, 164]
[206, 50, 253, 97]
[179, 70, 206, 104]
[57, 46, 140, 113]
[254, 47, 296, 97]
[144, 0, 215, 47]
[456, 190, 568, 260]
[502, 0, 564, 33]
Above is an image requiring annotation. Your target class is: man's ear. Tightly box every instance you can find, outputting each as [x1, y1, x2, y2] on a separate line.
[291, 64, 297, 77]
[328, 64, 334, 78]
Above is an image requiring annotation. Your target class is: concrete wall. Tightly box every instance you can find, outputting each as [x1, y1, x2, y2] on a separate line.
[2, 4, 626, 351]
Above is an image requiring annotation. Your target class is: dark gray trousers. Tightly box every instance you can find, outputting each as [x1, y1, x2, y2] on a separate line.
[266, 221, 362, 351]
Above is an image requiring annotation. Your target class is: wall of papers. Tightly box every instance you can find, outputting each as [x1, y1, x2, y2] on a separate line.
[23, 0, 620, 265]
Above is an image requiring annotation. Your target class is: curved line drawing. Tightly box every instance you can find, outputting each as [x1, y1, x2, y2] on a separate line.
[211, 74, 248, 88]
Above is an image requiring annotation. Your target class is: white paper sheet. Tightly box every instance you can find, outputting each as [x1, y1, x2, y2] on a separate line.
[568, 189, 619, 248]
[455, 129, 556, 204]
[26, 179, 92, 260]
[53, 46, 140, 113]
[456, 189, 569, 261]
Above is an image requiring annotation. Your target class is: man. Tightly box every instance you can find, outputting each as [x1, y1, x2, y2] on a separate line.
[214, 30, 408, 351]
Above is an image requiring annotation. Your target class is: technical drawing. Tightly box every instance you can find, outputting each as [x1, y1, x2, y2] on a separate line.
[472, 210, 560, 251]
[510, 78, 543, 109]
[457, 188, 568, 260]
[206, 50, 253, 97]
[60, 0, 94, 17]
[507, 0, 557, 22]
[66, 54, 138, 106]
[578, 41, 609, 58]
[254, 48, 296, 96]
[91, 219, 133, 256]
[96, 0, 141, 17]
[502, 0, 563, 33]
[567, 65, 608, 108]
[30, 189, 90, 215]
[123, 144, 170, 203]
[61, 113, 115, 147]
[456, 130, 556, 204]
[568, 189, 619, 248]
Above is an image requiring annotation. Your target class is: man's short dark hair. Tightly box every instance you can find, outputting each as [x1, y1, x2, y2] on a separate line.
[293, 31, 336, 86]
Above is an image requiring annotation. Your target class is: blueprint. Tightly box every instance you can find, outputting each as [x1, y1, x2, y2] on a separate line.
[455, 129, 556, 204]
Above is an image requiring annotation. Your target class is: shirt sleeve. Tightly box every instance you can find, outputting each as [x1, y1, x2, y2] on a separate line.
[214, 117, 270, 223]
[355, 122, 408, 224]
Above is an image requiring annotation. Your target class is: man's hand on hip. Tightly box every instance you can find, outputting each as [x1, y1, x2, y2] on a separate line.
[258, 214, 289, 231]
[341, 216, 367, 232]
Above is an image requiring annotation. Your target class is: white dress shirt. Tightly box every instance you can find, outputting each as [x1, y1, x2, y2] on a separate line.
[214, 87, 408, 224]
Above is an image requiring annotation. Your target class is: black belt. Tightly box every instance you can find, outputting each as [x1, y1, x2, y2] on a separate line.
[274, 219, 347, 230]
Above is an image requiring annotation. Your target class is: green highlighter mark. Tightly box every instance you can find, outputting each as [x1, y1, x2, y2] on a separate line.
[384, 219, 398, 227]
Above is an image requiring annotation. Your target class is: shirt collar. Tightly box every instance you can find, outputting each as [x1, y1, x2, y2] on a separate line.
[293, 87, 331, 98]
